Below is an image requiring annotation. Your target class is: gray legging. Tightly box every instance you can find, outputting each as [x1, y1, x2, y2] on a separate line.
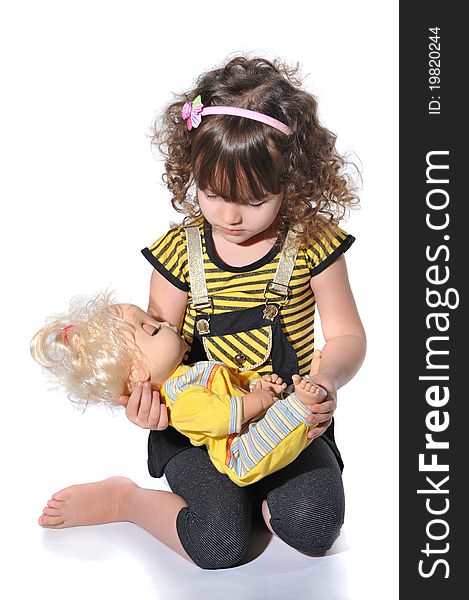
[164, 436, 345, 569]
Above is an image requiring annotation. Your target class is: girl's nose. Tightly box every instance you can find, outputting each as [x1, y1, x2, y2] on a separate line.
[221, 203, 242, 225]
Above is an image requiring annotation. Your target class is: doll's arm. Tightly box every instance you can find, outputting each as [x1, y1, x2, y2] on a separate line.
[167, 385, 275, 442]
[241, 388, 277, 423]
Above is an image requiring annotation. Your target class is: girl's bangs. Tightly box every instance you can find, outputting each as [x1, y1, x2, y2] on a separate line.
[191, 122, 282, 203]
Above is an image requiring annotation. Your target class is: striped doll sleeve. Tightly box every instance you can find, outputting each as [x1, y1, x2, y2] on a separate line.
[305, 223, 356, 277]
[141, 226, 189, 291]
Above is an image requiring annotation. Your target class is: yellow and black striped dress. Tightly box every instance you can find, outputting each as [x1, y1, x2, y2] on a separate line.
[142, 217, 355, 378]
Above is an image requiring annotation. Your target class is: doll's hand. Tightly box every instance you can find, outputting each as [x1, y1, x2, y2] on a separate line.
[303, 372, 338, 440]
[118, 381, 169, 430]
[251, 373, 287, 397]
[251, 388, 277, 411]
[242, 388, 277, 423]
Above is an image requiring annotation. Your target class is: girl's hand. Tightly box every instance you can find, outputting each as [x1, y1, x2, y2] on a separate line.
[118, 381, 169, 430]
[304, 372, 338, 440]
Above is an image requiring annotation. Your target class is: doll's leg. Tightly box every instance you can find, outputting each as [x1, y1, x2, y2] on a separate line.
[38, 476, 192, 562]
[164, 446, 252, 569]
[253, 437, 345, 555]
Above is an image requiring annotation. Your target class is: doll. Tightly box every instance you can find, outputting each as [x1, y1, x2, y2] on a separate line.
[31, 292, 326, 486]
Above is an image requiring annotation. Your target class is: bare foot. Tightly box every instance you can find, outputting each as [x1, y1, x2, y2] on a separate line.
[38, 476, 136, 529]
[253, 373, 287, 396]
[292, 374, 327, 407]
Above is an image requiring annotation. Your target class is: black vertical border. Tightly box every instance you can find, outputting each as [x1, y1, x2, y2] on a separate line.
[400, 2, 466, 596]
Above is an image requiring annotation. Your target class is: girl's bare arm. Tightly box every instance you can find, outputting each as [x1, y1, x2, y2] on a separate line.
[147, 269, 188, 331]
[303, 255, 366, 439]
[310, 254, 366, 389]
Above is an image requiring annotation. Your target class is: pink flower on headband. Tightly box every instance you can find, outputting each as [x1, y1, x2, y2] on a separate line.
[182, 95, 204, 130]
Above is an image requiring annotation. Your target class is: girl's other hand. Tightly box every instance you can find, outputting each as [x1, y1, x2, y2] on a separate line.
[304, 372, 338, 440]
[118, 381, 169, 430]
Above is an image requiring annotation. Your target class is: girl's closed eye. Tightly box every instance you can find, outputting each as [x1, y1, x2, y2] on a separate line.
[202, 189, 223, 200]
[151, 326, 161, 336]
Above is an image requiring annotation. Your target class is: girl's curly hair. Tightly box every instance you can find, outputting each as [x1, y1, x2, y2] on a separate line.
[151, 54, 359, 245]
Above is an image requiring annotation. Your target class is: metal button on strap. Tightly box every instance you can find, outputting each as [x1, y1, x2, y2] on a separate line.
[234, 353, 247, 366]
[263, 304, 278, 321]
[196, 319, 210, 334]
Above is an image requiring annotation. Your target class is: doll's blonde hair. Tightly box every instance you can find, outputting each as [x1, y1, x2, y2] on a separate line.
[30, 292, 145, 407]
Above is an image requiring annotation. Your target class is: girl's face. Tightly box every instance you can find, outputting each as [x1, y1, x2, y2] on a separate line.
[119, 304, 188, 386]
[197, 188, 283, 244]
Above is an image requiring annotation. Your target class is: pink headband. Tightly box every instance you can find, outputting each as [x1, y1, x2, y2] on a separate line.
[182, 95, 291, 135]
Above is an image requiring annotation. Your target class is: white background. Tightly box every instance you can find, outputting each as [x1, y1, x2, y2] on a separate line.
[0, 1, 398, 599]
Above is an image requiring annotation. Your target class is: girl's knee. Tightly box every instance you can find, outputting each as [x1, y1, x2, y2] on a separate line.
[176, 507, 249, 569]
[265, 496, 344, 554]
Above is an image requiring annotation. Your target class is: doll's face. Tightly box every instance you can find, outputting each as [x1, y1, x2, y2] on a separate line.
[119, 304, 188, 386]
[197, 188, 283, 244]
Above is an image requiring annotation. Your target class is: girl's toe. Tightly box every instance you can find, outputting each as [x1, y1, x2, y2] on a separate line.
[40, 515, 65, 527]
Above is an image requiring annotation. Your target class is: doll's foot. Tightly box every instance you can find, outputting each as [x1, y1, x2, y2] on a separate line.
[38, 476, 136, 528]
[256, 373, 287, 396]
[292, 374, 327, 407]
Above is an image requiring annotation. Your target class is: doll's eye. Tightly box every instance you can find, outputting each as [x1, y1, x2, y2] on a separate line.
[142, 323, 161, 336]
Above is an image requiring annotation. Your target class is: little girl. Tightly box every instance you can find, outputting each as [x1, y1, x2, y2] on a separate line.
[31, 293, 327, 486]
[38, 55, 366, 569]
